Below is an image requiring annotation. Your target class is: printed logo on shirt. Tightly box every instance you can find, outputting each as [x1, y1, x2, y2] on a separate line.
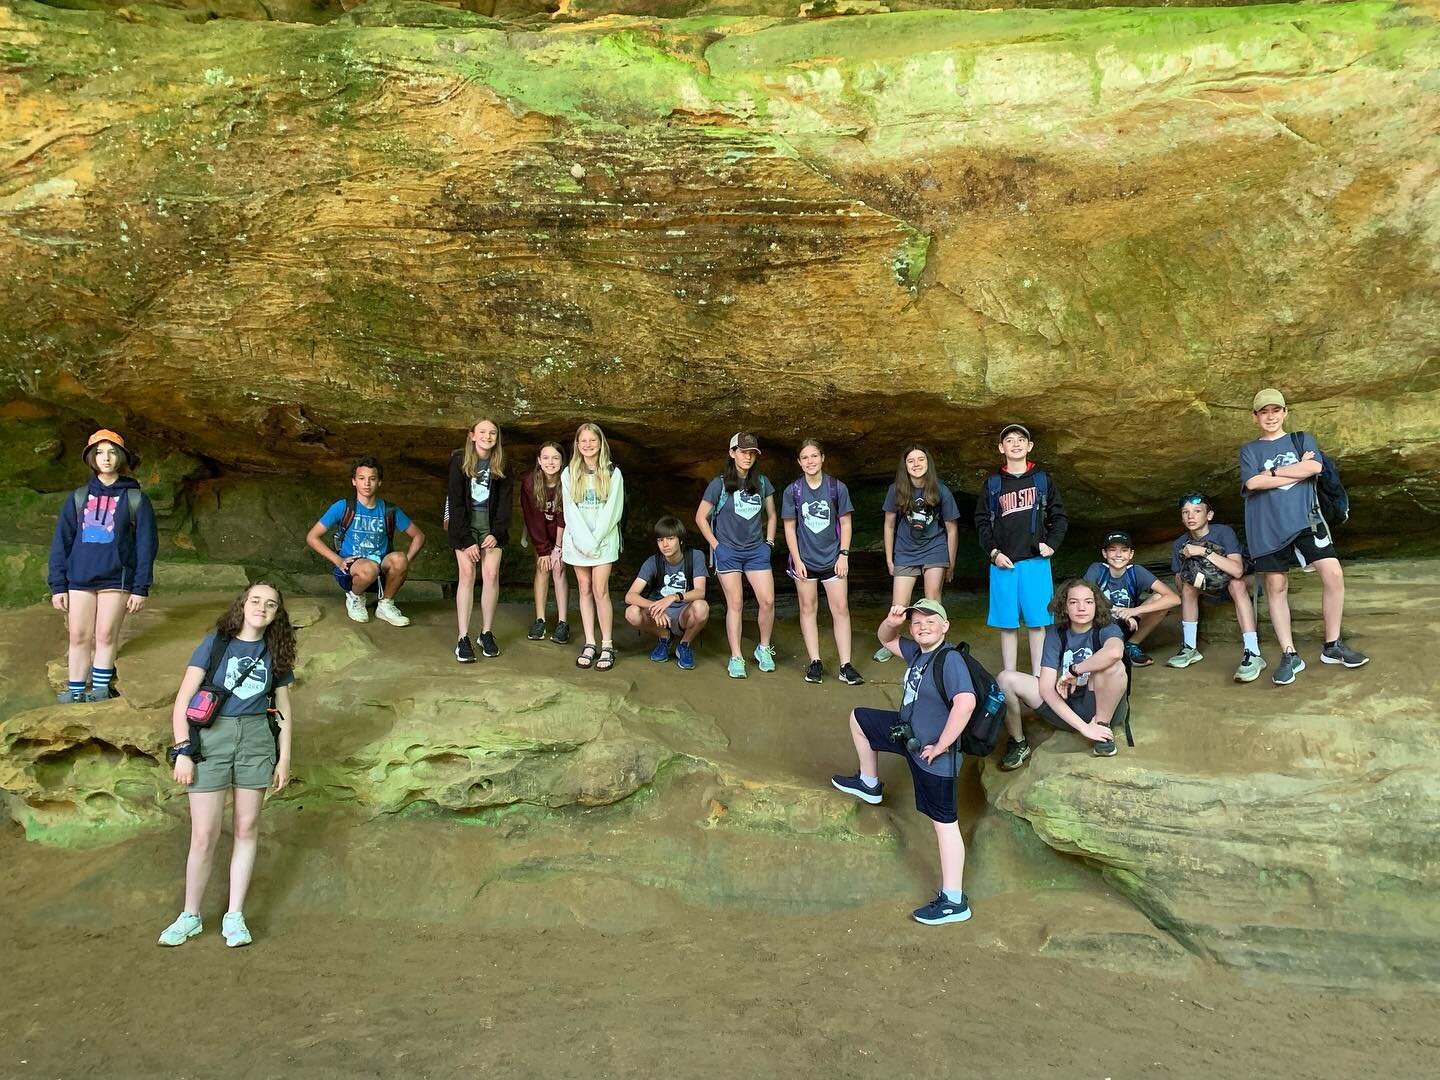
[997, 486, 1038, 518]
[1100, 583, 1133, 608]
[80, 494, 119, 545]
[223, 653, 269, 700]
[543, 495, 558, 522]
[347, 516, 388, 562]
[902, 660, 924, 707]
[1061, 646, 1093, 687]
[470, 472, 491, 507]
[660, 565, 687, 598]
[801, 498, 832, 535]
[733, 491, 762, 521]
[1261, 449, 1302, 492]
[906, 497, 934, 532]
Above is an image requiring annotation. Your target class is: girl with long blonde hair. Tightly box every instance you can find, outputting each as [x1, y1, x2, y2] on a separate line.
[561, 423, 624, 671]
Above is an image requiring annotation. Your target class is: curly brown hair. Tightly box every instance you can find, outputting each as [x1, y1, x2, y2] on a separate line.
[214, 580, 297, 675]
[1047, 578, 1114, 630]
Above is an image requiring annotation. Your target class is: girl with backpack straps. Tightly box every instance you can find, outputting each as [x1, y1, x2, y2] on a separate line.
[561, 422, 625, 672]
[781, 439, 863, 686]
[875, 445, 960, 663]
[159, 581, 296, 949]
[447, 418, 514, 662]
[47, 429, 158, 703]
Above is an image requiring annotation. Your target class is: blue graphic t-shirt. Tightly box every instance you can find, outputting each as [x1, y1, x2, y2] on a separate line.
[469, 463, 491, 514]
[703, 475, 774, 550]
[781, 475, 854, 570]
[883, 482, 960, 566]
[1082, 562, 1159, 609]
[1040, 624, 1124, 683]
[897, 638, 974, 779]
[637, 549, 707, 602]
[188, 633, 295, 717]
[318, 499, 413, 564]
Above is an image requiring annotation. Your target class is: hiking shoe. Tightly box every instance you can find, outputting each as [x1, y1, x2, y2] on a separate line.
[455, 635, 476, 663]
[344, 592, 369, 623]
[1272, 651, 1306, 686]
[1321, 641, 1370, 668]
[804, 659, 824, 684]
[222, 911, 252, 948]
[375, 598, 410, 627]
[998, 738, 1032, 772]
[1092, 739, 1118, 758]
[551, 621, 571, 645]
[527, 619, 547, 641]
[1124, 642, 1153, 667]
[1166, 645, 1203, 669]
[1234, 650, 1266, 683]
[830, 772, 883, 805]
[675, 642, 696, 670]
[479, 631, 500, 659]
[650, 637, 672, 663]
[157, 911, 202, 947]
[873, 646, 893, 663]
[754, 644, 776, 673]
[837, 663, 864, 686]
[912, 892, 972, 926]
[727, 656, 746, 679]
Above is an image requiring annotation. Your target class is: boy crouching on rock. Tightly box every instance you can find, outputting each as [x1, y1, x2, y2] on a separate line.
[831, 599, 976, 926]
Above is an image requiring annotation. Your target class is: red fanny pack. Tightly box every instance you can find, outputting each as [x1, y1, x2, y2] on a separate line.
[185, 688, 224, 726]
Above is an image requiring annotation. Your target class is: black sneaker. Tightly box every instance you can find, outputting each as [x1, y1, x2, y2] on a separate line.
[551, 621, 571, 645]
[837, 663, 864, 686]
[830, 773, 883, 805]
[479, 631, 500, 659]
[804, 659, 824, 684]
[998, 738, 1031, 771]
[1091, 739, 1118, 757]
[912, 892, 972, 926]
[1272, 650, 1306, 685]
[455, 636, 476, 663]
[1321, 641, 1369, 668]
[527, 619, 547, 641]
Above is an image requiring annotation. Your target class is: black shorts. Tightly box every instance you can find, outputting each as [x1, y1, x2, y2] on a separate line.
[1034, 691, 1097, 730]
[852, 708, 958, 824]
[1252, 528, 1340, 573]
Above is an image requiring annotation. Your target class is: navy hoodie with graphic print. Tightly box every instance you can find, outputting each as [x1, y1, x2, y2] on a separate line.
[47, 476, 159, 596]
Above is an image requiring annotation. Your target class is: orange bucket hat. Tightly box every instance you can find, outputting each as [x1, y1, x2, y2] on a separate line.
[83, 429, 140, 470]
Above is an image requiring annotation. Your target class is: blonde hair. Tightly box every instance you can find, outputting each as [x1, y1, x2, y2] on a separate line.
[567, 422, 614, 502]
[462, 419, 505, 480]
[529, 441, 566, 510]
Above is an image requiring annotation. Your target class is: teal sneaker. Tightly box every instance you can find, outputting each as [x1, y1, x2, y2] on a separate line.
[873, 646, 894, 663]
[222, 911, 253, 948]
[753, 643, 776, 673]
[157, 911, 202, 947]
[727, 656, 746, 679]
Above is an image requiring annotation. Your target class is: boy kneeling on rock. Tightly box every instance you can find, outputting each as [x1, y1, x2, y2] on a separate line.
[831, 599, 976, 926]
[996, 579, 1124, 771]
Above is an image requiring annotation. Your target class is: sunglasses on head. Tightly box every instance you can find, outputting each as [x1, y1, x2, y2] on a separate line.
[1178, 493, 1207, 507]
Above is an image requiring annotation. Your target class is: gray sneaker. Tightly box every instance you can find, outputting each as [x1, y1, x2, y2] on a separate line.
[1272, 650, 1307, 686]
[1321, 641, 1370, 668]
[1233, 651, 1267, 683]
[1166, 645, 1204, 669]
[157, 911, 202, 947]
[998, 738, 1032, 771]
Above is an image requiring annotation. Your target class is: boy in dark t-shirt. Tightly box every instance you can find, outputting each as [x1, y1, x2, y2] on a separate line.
[1240, 388, 1367, 685]
[1082, 530, 1179, 667]
[622, 517, 710, 670]
[1167, 492, 1264, 683]
[995, 580, 1124, 771]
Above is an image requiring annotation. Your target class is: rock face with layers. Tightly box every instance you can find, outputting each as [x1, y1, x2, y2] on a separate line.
[2, 2, 1438, 540]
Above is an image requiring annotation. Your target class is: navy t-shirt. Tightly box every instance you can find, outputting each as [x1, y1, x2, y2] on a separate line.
[1170, 524, 1243, 573]
[637, 549, 707, 602]
[898, 638, 974, 778]
[883, 482, 960, 566]
[1082, 562, 1159, 609]
[188, 633, 294, 717]
[1040, 623, 1124, 680]
[781, 475, 854, 570]
[703, 475, 774, 550]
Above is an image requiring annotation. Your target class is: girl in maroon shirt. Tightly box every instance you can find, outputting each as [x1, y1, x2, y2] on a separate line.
[522, 441, 569, 643]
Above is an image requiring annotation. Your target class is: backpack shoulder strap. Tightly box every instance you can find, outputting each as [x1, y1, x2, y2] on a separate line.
[827, 476, 842, 538]
[381, 500, 396, 545]
[985, 474, 1001, 514]
[336, 497, 357, 542]
[203, 633, 231, 685]
[927, 644, 956, 705]
[1124, 565, 1139, 601]
[126, 488, 141, 530]
[790, 479, 803, 515]
[72, 486, 87, 518]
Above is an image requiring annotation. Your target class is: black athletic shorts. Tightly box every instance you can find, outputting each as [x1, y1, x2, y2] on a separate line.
[1252, 528, 1340, 573]
[852, 708, 958, 824]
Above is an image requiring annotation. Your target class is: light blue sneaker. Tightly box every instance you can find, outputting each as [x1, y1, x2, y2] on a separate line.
[873, 646, 893, 663]
[675, 642, 696, 670]
[649, 637, 671, 663]
[222, 911, 253, 948]
[157, 911, 202, 947]
[753, 643, 776, 673]
[727, 655, 746, 679]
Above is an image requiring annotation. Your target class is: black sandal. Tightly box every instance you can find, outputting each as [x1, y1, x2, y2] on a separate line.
[594, 644, 616, 672]
[576, 644, 598, 669]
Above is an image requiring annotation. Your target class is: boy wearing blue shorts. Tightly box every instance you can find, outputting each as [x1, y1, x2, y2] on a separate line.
[975, 424, 1068, 676]
[305, 456, 426, 627]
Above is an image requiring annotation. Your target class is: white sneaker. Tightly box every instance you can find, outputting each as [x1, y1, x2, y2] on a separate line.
[374, 598, 410, 627]
[222, 911, 252, 948]
[344, 592, 369, 623]
[157, 911, 202, 946]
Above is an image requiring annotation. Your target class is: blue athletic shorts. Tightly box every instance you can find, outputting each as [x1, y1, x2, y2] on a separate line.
[987, 557, 1054, 629]
[715, 543, 772, 575]
[333, 561, 385, 595]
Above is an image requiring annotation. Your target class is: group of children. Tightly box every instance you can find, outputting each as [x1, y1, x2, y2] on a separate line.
[41, 387, 1371, 941]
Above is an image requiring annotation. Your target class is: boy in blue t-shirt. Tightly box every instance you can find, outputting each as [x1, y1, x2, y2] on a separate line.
[1082, 530, 1180, 667]
[1165, 492, 1263, 683]
[305, 456, 426, 627]
[622, 516, 710, 670]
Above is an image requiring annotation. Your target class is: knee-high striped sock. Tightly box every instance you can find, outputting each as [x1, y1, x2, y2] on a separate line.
[91, 666, 116, 698]
[68, 677, 88, 702]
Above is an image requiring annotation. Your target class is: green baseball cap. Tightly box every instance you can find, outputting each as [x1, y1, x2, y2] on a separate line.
[904, 598, 948, 620]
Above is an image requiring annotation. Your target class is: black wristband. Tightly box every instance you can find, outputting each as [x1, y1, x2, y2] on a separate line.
[764, 538, 775, 548]
[167, 742, 193, 764]
[1067, 663, 1081, 678]
[838, 548, 849, 556]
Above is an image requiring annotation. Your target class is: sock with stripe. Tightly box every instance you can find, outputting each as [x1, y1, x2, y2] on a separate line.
[91, 666, 116, 698]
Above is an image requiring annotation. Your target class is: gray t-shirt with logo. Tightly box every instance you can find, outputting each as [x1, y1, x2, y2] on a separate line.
[637, 549, 707, 601]
[188, 633, 294, 717]
[780, 474, 854, 570]
[898, 638, 974, 778]
[1082, 562, 1159, 609]
[883, 482, 960, 566]
[1240, 432, 1319, 557]
[703, 474, 774, 550]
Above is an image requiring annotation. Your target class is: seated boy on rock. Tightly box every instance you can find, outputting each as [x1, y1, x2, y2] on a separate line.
[622, 516, 710, 670]
[996, 579, 1124, 771]
[1082, 530, 1180, 667]
[830, 599, 976, 926]
[1166, 492, 1263, 683]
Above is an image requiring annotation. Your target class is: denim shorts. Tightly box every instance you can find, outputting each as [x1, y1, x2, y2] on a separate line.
[715, 543, 772, 574]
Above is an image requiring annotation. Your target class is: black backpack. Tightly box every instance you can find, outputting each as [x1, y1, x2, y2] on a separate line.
[1290, 432, 1349, 526]
[928, 642, 1005, 757]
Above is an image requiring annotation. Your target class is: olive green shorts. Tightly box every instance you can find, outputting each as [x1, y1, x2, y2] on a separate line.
[189, 713, 276, 793]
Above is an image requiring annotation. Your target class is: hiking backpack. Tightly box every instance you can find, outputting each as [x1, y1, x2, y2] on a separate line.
[334, 497, 396, 552]
[1290, 432, 1349, 526]
[928, 642, 1007, 758]
[985, 470, 1051, 538]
